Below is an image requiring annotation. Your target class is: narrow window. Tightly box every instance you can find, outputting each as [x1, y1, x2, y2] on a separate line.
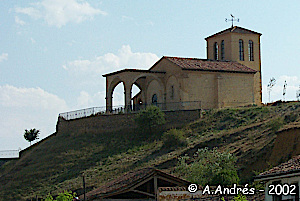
[221, 40, 225, 60]
[248, 40, 254, 61]
[214, 42, 219, 60]
[171, 85, 174, 99]
[239, 39, 244, 61]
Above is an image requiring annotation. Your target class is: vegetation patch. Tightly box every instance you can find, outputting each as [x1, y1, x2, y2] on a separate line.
[1, 102, 300, 200]
[175, 147, 239, 186]
[162, 129, 187, 149]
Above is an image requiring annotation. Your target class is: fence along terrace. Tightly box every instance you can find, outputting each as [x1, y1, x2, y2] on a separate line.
[58, 101, 202, 120]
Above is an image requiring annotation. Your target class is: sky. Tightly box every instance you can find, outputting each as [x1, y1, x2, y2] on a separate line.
[0, 0, 300, 151]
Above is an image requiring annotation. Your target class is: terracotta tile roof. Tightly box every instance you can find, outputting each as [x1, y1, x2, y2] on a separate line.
[205, 26, 262, 40]
[103, 69, 165, 77]
[84, 167, 189, 200]
[256, 155, 300, 179]
[164, 56, 256, 74]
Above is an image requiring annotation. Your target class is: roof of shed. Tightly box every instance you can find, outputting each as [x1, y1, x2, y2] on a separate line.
[84, 167, 190, 200]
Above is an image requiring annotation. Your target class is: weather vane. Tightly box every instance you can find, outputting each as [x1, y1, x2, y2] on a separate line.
[225, 14, 239, 28]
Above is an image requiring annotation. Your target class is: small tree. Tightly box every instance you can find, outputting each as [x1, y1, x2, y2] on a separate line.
[267, 77, 276, 103]
[24, 128, 40, 146]
[175, 147, 239, 186]
[134, 105, 165, 134]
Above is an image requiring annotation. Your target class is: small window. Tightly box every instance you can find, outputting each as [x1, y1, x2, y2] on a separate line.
[221, 40, 225, 60]
[248, 40, 254, 61]
[152, 94, 157, 104]
[214, 42, 219, 60]
[171, 86, 174, 99]
[239, 39, 244, 61]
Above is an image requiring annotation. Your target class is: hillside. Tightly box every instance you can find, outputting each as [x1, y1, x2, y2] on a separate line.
[0, 102, 300, 200]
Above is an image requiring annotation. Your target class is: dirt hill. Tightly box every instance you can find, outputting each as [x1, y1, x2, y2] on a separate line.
[0, 102, 300, 200]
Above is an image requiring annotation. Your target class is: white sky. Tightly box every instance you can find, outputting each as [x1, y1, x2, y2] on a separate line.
[0, 0, 300, 150]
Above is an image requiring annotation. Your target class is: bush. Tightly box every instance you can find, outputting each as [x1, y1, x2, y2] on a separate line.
[44, 191, 76, 201]
[162, 129, 187, 148]
[175, 147, 239, 186]
[134, 105, 165, 134]
[284, 113, 299, 123]
[268, 117, 284, 132]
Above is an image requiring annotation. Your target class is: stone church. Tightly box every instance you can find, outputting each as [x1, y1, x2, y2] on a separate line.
[103, 26, 262, 112]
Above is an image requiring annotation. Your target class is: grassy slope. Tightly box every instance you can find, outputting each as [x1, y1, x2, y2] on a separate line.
[0, 102, 300, 200]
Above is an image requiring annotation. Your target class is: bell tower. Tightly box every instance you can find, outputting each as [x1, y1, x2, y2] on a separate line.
[205, 26, 262, 105]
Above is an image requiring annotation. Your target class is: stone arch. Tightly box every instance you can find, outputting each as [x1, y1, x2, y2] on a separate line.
[105, 71, 165, 113]
[106, 76, 125, 112]
[130, 73, 165, 109]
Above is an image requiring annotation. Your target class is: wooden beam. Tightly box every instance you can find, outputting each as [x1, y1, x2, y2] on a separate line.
[157, 175, 186, 186]
[131, 189, 155, 197]
[154, 175, 158, 200]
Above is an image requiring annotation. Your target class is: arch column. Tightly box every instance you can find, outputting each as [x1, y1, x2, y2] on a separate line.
[106, 93, 113, 113]
[124, 81, 132, 113]
[106, 80, 113, 113]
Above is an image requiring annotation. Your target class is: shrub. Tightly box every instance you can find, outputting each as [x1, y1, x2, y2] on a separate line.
[44, 191, 76, 201]
[162, 129, 187, 148]
[268, 117, 284, 132]
[134, 105, 165, 134]
[175, 147, 239, 186]
[284, 113, 299, 123]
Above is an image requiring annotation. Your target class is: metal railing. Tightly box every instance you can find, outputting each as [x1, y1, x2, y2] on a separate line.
[58, 105, 127, 120]
[59, 101, 202, 121]
[0, 150, 19, 159]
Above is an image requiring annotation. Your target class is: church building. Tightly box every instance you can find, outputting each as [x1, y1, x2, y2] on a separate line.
[103, 26, 262, 112]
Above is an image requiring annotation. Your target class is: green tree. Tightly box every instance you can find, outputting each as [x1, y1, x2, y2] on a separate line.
[134, 105, 165, 134]
[24, 128, 40, 145]
[175, 147, 239, 186]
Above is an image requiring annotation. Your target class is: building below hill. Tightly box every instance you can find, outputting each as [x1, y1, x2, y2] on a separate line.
[82, 168, 190, 200]
[256, 155, 300, 201]
[103, 26, 262, 113]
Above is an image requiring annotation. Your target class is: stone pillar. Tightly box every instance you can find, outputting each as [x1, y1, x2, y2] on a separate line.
[106, 87, 112, 113]
[124, 82, 132, 113]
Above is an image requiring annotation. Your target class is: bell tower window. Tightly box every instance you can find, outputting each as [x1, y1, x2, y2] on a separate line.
[221, 40, 225, 60]
[239, 39, 244, 61]
[214, 42, 219, 60]
[248, 40, 254, 61]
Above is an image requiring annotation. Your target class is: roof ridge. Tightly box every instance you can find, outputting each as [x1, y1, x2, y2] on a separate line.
[205, 26, 262, 40]
[164, 56, 210, 61]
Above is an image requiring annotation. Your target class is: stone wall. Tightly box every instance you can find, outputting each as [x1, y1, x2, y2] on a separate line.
[57, 109, 201, 134]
